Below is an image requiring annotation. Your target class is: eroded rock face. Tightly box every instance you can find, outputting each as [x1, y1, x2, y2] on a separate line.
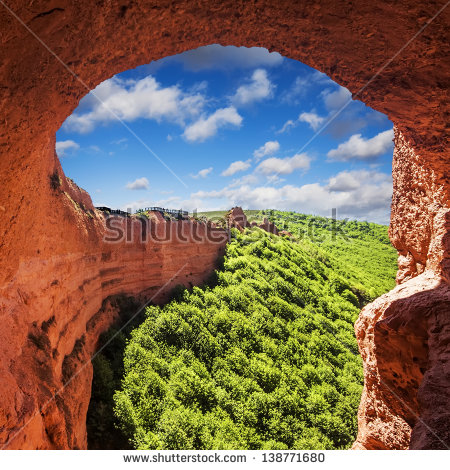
[227, 207, 251, 232]
[353, 272, 450, 449]
[227, 208, 279, 235]
[0, 0, 448, 450]
[351, 128, 449, 450]
[0, 177, 227, 449]
[258, 217, 279, 235]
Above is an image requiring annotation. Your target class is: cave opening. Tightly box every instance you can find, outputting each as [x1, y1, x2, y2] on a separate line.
[1, 0, 447, 451]
[55, 45, 395, 227]
[54, 45, 398, 450]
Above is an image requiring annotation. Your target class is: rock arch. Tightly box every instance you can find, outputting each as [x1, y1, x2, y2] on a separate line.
[0, 0, 448, 449]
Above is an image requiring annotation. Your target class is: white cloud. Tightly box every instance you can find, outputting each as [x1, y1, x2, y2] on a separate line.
[232, 69, 274, 106]
[120, 199, 150, 213]
[155, 196, 182, 206]
[266, 174, 286, 184]
[221, 160, 251, 177]
[279, 83, 365, 138]
[253, 140, 280, 159]
[120, 195, 197, 213]
[183, 107, 242, 142]
[151, 195, 208, 213]
[298, 112, 325, 131]
[64, 75, 205, 133]
[321, 86, 374, 138]
[327, 128, 394, 161]
[280, 71, 334, 105]
[157, 45, 283, 72]
[227, 174, 260, 188]
[191, 167, 213, 179]
[310, 70, 335, 86]
[323, 86, 352, 110]
[55, 140, 79, 157]
[277, 111, 325, 134]
[280, 76, 308, 104]
[125, 177, 150, 190]
[256, 153, 311, 175]
[276, 119, 296, 134]
[327, 171, 361, 191]
[191, 169, 392, 224]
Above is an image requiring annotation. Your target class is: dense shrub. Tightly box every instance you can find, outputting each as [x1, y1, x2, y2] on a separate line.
[112, 211, 397, 450]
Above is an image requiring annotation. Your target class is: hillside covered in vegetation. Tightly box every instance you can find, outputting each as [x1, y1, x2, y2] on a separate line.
[89, 210, 397, 450]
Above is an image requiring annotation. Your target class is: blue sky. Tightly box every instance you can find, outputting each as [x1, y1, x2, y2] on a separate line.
[56, 45, 394, 224]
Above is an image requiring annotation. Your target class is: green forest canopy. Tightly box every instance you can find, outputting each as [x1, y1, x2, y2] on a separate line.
[90, 210, 398, 450]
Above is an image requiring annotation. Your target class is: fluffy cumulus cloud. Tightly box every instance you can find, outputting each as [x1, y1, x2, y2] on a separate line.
[327, 171, 361, 192]
[327, 128, 394, 161]
[298, 112, 325, 131]
[183, 107, 242, 142]
[55, 140, 79, 157]
[278, 111, 325, 134]
[191, 169, 392, 224]
[222, 160, 251, 177]
[64, 76, 205, 134]
[232, 69, 274, 106]
[253, 140, 280, 160]
[279, 84, 368, 138]
[157, 45, 283, 72]
[191, 167, 213, 179]
[125, 177, 150, 190]
[256, 153, 311, 175]
[322, 86, 352, 110]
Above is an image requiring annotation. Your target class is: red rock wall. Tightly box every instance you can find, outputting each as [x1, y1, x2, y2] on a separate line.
[353, 129, 450, 449]
[0, 171, 227, 449]
[0, 0, 448, 449]
[227, 207, 250, 231]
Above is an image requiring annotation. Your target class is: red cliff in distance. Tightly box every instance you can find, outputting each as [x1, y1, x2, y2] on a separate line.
[227, 207, 251, 231]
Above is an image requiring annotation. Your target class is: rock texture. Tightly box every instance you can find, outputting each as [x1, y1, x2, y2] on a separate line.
[353, 272, 450, 449]
[227, 207, 251, 231]
[353, 127, 450, 450]
[0, 170, 227, 449]
[258, 217, 280, 235]
[227, 208, 280, 236]
[0, 0, 448, 450]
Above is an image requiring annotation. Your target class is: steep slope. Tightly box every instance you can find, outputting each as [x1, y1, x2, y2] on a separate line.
[112, 215, 397, 449]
